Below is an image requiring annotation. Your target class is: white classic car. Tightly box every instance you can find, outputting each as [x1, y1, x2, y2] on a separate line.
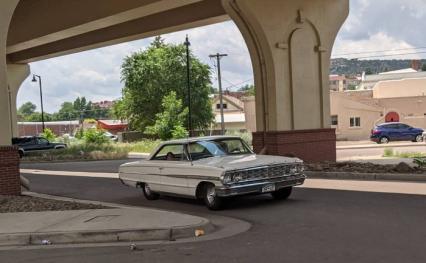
[119, 136, 306, 210]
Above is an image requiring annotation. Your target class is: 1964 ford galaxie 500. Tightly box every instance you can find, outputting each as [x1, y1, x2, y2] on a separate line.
[119, 136, 306, 210]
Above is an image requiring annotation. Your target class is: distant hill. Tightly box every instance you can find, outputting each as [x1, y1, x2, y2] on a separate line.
[330, 58, 426, 76]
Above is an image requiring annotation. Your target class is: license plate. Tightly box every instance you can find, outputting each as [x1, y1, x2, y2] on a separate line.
[262, 184, 275, 193]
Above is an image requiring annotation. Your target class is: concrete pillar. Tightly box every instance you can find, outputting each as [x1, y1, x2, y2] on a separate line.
[1, 0, 21, 196]
[222, 0, 349, 162]
[7, 64, 30, 137]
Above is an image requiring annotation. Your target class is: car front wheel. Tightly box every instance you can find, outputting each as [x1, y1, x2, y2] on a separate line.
[142, 183, 159, 200]
[271, 187, 293, 200]
[414, 135, 423, 142]
[203, 184, 223, 210]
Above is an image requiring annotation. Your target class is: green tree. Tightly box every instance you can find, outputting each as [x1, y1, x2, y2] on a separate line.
[238, 84, 255, 96]
[40, 128, 57, 142]
[55, 101, 77, 120]
[121, 36, 214, 132]
[18, 102, 37, 116]
[145, 91, 188, 140]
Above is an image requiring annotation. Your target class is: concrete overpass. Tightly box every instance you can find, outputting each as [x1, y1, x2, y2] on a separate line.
[0, 0, 349, 195]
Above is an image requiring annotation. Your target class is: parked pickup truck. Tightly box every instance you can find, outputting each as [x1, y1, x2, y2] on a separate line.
[12, 136, 67, 157]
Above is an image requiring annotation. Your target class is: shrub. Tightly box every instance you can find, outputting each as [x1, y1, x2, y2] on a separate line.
[84, 128, 109, 144]
[41, 128, 57, 142]
[225, 130, 253, 146]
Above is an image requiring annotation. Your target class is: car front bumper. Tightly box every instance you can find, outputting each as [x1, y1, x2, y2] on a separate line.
[216, 174, 306, 197]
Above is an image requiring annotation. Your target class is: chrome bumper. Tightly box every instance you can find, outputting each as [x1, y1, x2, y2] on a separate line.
[216, 174, 306, 197]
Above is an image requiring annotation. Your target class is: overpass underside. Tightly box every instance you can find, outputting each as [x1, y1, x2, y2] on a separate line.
[0, 0, 349, 195]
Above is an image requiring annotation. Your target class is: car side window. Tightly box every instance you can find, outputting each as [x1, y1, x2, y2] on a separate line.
[37, 138, 49, 145]
[152, 144, 187, 161]
[398, 124, 409, 129]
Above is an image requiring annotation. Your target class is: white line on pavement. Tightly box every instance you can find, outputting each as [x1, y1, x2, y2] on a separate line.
[20, 169, 118, 178]
[302, 178, 426, 196]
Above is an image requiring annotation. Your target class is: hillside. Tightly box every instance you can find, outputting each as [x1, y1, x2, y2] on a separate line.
[330, 58, 426, 75]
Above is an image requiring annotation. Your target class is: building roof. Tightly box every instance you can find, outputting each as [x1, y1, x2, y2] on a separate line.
[215, 113, 245, 123]
[379, 68, 418, 75]
[97, 119, 128, 126]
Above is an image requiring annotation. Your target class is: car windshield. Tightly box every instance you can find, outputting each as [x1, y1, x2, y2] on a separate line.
[188, 139, 252, 160]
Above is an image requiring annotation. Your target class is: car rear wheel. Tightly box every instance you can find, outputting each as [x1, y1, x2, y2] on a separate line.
[379, 137, 389, 144]
[142, 183, 159, 200]
[203, 184, 223, 210]
[414, 135, 423, 142]
[271, 187, 293, 200]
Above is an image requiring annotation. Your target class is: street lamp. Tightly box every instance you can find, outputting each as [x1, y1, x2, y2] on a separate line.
[31, 74, 45, 132]
[184, 35, 192, 136]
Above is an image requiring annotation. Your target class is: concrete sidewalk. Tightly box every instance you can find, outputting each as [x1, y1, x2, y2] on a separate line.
[0, 201, 212, 246]
[337, 141, 426, 150]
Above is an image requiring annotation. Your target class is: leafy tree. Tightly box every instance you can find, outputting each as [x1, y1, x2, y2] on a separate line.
[145, 91, 188, 140]
[238, 84, 255, 96]
[56, 102, 77, 120]
[422, 64, 426, 72]
[18, 102, 37, 116]
[121, 36, 214, 132]
[25, 112, 53, 122]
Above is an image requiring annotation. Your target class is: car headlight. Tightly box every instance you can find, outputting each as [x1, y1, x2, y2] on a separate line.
[221, 173, 232, 184]
[289, 166, 298, 174]
[298, 164, 305, 173]
[233, 173, 243, 182]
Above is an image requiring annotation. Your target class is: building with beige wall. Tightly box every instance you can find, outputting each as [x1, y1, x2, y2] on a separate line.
[211, 94, 246, 131]
[331, 77, 426, 140]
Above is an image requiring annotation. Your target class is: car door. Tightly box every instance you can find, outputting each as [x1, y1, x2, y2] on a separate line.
[396, 124, 411, 140]
[152, 144, 191, 196]
[387, 124, 401, 141]
[37, 138, 51, 150]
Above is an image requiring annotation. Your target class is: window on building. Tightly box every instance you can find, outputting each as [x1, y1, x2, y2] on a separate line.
[350, 117, 361, 127]
[216, 103, 228, 110]
[331, 115, 338, 125]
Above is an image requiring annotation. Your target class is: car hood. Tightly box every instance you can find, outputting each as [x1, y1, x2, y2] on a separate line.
[193, 154, 302, 171]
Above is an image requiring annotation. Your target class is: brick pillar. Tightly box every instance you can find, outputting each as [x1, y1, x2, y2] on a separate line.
[0, 146, 20, 195]
[252, 129, 336, 163]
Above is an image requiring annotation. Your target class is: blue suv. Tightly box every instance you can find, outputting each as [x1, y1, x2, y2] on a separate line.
[370, 123, 424, 144]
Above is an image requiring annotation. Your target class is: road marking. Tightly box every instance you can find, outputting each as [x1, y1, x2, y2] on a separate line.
[20, 169, 118, 178]
[302, 178, 426, 196]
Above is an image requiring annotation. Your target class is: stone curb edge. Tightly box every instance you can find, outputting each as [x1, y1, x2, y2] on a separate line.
[0, 192, 214, 247]
[306, 171, 426, 182]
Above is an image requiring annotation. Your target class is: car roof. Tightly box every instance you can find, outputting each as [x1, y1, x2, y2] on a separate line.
[378, 122, 404, 126]
[163, 135, 242, 145]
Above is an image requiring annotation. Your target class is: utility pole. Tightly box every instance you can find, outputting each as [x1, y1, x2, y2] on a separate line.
[184, 35, 192, 136]
[209, 53, 227, 135]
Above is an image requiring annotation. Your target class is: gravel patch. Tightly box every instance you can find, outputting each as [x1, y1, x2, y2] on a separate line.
[306, 161, 425, 174]
[0, 195, 106, 213]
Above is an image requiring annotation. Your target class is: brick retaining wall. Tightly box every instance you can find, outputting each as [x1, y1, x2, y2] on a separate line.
[0, 146, 21, 195]
[252, 129, 336, 162]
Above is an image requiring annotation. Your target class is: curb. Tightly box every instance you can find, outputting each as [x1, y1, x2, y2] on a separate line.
[1, 192, 214, 246]
[337, 142, 426, 150]
[306, 171, 426, 182]
[0, 220, 214, 246]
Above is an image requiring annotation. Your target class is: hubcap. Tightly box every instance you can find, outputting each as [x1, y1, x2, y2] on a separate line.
[144, 184, 152, 195]
[206, 186, 216, 204]
[381, 137, 388, 143]
[416, 135, 422, 142]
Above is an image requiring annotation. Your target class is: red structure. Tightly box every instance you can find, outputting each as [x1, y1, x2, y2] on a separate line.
[97, 120, 128, 134]
[385, 112, 399, 122]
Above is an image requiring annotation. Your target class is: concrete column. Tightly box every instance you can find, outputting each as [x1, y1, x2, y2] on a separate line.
[222, 0, 349, 162]
[7, 64, 30, 137]
[0, 0, 22, 196]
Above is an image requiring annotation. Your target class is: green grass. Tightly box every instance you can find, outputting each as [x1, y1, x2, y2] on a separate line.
[383, 148, 426, 158]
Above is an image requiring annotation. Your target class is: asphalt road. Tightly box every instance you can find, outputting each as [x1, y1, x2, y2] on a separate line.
[3, 160, 426, 263]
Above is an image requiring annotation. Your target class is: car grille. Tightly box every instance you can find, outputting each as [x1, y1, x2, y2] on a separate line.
[224, 163, 302, 184]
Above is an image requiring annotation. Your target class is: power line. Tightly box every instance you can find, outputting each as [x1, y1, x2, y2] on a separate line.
[223, 78, 253, 90]
[338, 51, 426, 60]
[333, 46, 426, 57]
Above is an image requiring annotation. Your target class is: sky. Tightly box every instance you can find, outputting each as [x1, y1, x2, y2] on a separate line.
[18, 0, 426, 113]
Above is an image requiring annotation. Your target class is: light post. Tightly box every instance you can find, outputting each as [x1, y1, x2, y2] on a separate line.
[31, 74, 45, 132]
[184, 35, 192, 137]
